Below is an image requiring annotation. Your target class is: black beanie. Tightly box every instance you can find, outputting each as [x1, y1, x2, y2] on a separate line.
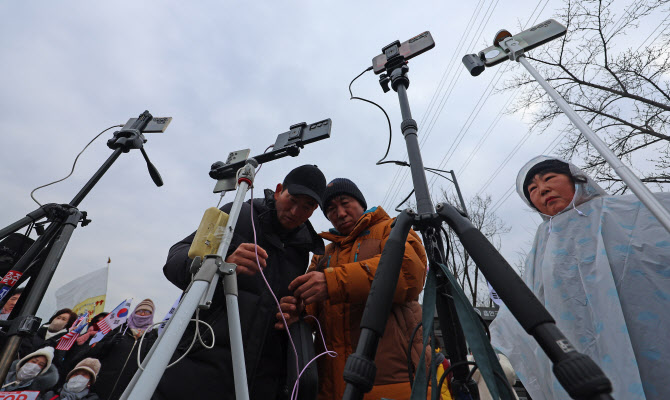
[322, 178, 367, 216]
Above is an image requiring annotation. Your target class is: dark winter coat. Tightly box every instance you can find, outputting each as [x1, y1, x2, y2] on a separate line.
[40, 388, 101, 400]
[154, 189, 324, 400]
[19, 326, 67, 359]
[56, 336, 100, 388]
[80, 323, 157, 400]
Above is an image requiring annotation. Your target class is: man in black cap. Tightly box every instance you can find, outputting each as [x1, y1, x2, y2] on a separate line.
[157, 165, 327, 400]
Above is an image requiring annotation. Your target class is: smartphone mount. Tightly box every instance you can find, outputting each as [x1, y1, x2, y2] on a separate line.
[463, 19, 670, 235]
[121, 119, 331, 400]
[0, 111, 169, 382]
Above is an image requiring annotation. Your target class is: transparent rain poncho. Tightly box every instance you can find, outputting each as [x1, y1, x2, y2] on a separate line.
[490, 156, 670, 400]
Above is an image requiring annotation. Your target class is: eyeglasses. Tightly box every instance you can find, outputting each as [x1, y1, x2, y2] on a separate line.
[135, 309, 152, 316]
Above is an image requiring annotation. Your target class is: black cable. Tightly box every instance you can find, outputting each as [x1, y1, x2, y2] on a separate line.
[437, 360, 477, 395]
[29, 124, 124, 206]
[395, 190, 415, 212]
[349, 67, 404, 167]
[407, 321, 422, 386]
[437, 360, 516, 399]
[393, 167, 459, 212]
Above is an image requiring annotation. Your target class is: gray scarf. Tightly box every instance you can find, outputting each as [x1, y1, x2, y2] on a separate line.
[58, 387, 90, 400]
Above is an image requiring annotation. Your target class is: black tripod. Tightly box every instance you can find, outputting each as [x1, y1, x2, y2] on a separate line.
[0, 111, 167, 382]
[342, 40, 614, 400]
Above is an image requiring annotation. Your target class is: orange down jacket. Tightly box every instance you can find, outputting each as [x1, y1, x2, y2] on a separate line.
[306, 206, 428, 400]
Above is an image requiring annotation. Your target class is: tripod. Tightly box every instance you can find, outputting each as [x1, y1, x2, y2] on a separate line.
[121, 160, 257, 400]
[341, 39, 614, 400]
[0, 110, 166, 382]
[122, 119, 332, 400]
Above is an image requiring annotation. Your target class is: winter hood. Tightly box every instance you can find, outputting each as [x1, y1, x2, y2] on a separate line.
[516, 155, 607, 220]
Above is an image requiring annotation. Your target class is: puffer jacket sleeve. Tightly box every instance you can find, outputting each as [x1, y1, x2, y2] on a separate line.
[163, 232, 197, 290]
[324, 225, 427, 306]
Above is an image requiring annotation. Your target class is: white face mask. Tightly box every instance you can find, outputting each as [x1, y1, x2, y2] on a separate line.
[48, 319, 67, 332]
[65, 375, 90, 393]
[16, 363, 42, 381]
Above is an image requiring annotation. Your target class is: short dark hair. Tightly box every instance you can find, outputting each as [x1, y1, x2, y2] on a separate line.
[522, 159, 589, 209]
[90, 312, 109, 327]
[523, 160, 573, 203]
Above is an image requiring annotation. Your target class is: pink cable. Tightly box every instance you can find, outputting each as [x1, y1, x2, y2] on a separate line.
[248, 187, 337, 400]
[290, 315, 337, 400]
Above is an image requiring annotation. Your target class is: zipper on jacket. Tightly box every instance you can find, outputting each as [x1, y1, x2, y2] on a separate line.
[354, 242, 361, 262]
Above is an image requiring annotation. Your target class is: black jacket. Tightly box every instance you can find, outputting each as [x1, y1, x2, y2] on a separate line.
[81, 323, 157, 400]
[154, 190, 324, 400]
[18, 326, 66, 359]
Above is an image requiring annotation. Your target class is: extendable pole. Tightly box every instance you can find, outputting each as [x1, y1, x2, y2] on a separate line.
[394, 77, 434, 215]
[517, 55, 670, 234]
[125, 161, 255, 400]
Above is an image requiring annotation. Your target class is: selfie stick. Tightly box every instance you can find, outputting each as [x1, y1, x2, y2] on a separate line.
[0, 111, 168, 383]
[122, 160, 256, 400]
[463, 19, 670, 235]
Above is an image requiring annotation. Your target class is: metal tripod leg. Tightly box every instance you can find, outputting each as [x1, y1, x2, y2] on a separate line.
[124, 161, 256, 400]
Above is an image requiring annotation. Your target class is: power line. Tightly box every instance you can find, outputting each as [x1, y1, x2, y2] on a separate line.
[429, 0, 550, 188]
[382, 0, 496, 209]
[635, 13, 670, 52]
[381, 0, 489, 209]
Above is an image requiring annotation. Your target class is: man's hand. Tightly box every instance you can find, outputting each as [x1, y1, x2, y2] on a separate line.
[274, 296, 304, 330]
[289, 271, 328, 305]
[225, 243, 268, 275]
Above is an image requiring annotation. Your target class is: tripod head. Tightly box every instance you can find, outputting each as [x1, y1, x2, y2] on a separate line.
[107, 110, 171, 187]
[462, 19, 567, 76]
[208, 119, 332, 192]
[375, 32, 434, 93]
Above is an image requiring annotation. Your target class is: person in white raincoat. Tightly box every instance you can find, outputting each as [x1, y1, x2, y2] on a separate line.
[489, 155, 670, 400]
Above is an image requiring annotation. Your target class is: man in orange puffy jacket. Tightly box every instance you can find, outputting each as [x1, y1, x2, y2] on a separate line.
[276, 178, 428, 400]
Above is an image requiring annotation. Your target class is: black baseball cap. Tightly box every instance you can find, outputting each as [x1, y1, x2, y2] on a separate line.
[283, 165, 327, 208]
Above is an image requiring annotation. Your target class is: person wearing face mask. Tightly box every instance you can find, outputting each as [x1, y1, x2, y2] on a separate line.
[489, 156, 670, 400]
[81, 299, 157, 400]
[56, 313, 109, 388]
[41, 358, 101, 400]
[20, 309, 78, 359]
[2, 346, 59, 393]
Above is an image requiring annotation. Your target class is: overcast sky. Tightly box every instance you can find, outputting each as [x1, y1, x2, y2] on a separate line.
[0, 1, 667, 321]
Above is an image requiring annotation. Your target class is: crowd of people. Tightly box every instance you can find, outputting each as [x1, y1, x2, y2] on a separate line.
[0, 156, 667, 400]
[0, 294, 157, 400]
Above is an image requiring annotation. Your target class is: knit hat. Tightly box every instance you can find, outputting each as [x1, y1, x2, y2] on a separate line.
[134, 299, 155, 314]
[66, 358, 101, 384]
[282, 165, 327, 208]
[18, 346, 54, 375]
[322, 178, 367, 216]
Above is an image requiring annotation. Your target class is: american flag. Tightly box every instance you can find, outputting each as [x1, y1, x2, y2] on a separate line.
[56, 314, 88, 351]
[90, 299, 133, 346]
